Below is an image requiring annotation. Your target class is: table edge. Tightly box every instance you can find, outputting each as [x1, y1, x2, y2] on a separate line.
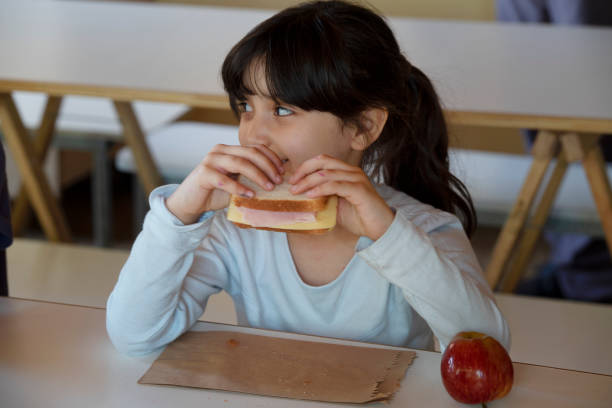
[0, 79, 229, 109]
[2, 79, 611, 132]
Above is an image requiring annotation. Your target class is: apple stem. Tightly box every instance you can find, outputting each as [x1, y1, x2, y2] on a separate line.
[482, 403, 488, 408]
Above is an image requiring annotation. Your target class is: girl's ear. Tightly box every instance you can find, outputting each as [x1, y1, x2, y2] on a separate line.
[350, 108, 389, 151]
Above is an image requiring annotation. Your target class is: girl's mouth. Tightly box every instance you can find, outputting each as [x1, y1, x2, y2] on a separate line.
[281, 158, 292, 177]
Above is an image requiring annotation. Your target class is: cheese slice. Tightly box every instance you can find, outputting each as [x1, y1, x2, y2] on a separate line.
[227, 196, 337, 231]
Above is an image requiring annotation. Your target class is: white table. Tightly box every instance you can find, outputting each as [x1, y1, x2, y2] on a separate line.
[495, 294, 612, 376]
[1, 297, 611, 408]
[2, 1, 612, 275]
[7, 238, 612, 376]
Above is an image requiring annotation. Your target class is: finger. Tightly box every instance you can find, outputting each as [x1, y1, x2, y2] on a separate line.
[234, 145, 283, 183]
[211, 144, 282, 184]
[289, 154, 355, 184]
[304, 180, 369, 205]
[205, 152, 276, 192]
[205, 169, 256, 198]
[289, 168, 364, 195]
[250, 145, 285, 176]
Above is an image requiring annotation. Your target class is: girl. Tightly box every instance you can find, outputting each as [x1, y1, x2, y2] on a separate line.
[107, 0, 510, 355]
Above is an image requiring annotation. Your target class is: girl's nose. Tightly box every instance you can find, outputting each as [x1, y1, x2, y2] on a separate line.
[241, 113, 271, 147]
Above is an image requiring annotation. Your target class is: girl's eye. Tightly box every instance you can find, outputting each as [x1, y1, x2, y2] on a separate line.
[237, 101, 253, 113]
[275, 106, 293, 117]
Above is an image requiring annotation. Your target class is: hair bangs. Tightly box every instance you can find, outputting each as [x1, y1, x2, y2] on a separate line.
[222, 6, 355, 116]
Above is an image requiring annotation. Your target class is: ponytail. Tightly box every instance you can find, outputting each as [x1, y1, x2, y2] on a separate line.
[362, 62, 477, 236]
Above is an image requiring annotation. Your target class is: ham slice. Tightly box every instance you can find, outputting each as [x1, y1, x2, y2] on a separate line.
[238, 207, 316, 227]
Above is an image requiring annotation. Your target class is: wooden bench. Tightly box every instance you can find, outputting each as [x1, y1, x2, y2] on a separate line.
[451, 148, 611, 235]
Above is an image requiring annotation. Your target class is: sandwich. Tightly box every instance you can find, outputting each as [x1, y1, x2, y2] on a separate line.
[226, 175, 337, 233]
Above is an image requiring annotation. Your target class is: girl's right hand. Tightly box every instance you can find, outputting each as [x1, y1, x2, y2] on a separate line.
[165, 144, 284, 225]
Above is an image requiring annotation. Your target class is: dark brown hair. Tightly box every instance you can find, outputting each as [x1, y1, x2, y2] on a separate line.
[222, 0, 476, 235]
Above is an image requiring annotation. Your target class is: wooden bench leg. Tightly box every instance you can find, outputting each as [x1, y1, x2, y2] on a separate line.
[11, 95, 63, 236]
[0, 93, 71, 242]
[113, 101, 162, 195]
[485, 131, 558, 289]
[561, 133, 612, 256]
[499, 151, 569, 292]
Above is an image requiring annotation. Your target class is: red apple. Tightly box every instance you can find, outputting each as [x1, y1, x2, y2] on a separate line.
[440, 331, 513, 405]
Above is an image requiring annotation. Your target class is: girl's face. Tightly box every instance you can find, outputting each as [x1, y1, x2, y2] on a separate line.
[237, 65, 362, 174]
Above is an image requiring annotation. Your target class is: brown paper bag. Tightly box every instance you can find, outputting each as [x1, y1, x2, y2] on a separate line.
[139, 330, 416, 403]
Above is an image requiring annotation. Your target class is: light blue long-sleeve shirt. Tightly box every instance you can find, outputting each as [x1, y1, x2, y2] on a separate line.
[106, 184, 510, 356]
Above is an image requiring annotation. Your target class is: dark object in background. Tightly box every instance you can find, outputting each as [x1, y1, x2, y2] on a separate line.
[497, 0, 612, 26]
[556, 239, 612, 303]
[0, 142, 12, 296]
[516, 240, 612, 303]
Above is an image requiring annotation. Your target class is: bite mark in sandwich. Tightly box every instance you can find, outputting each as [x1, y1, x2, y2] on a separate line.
[226, 175, 337, 233]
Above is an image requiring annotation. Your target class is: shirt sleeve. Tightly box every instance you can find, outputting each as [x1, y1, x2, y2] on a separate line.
[357, 203, 511, 352]
[106, 185, 232, 356]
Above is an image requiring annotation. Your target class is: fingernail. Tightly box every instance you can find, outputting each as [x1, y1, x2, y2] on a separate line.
[241, 191, 254, 198]
[289, 185, 298, 193]
[306, 189, 316, 197]
[274, 175, 282, 183]
[266, 182, 274, 190]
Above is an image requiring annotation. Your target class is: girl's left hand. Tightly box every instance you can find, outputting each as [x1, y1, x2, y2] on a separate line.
[288, 155, 395, 240]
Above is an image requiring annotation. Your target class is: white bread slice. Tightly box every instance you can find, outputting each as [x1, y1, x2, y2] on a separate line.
[231, 175, 328, 212]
